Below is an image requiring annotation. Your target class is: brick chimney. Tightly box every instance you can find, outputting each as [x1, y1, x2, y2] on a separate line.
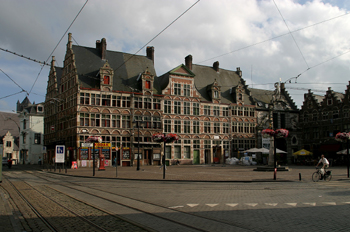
[213, 61, 219, 72]
[146, 46, 155, 64]
[96, 38, 107, 60]
[185, 55, 192, 70]
[236, 67, 242, 77]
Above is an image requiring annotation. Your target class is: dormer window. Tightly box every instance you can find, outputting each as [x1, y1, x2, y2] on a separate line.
[145, 80, 151, 89]
[214, 91, 218, 98]
[238, 93, 243, 101]
[103, 76, 110, 85]
[37, 106, 43, 112]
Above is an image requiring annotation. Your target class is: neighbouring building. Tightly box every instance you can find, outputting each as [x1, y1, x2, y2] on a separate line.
[17, 99, 45, 165]
[0, 111, 20, 164]
[300, 85, 350, 165]
[250, 83, 301, 165]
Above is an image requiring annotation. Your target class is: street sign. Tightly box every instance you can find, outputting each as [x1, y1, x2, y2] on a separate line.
[55, 145, 65, 163]
[81, 143, 93, 148]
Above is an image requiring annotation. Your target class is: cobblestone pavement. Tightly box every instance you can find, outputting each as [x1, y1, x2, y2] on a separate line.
[1, 164, 350, 231]
[42, 163, 350, 182]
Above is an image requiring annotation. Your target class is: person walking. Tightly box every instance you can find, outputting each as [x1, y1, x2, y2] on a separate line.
[316, 154, 329, 179]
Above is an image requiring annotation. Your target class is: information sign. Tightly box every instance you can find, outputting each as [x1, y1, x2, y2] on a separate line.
[55, 145, 65, 163]
[81, 143, 93, 148]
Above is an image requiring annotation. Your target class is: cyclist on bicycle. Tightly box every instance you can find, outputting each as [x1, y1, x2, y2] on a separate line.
[316, 154, 329, 179]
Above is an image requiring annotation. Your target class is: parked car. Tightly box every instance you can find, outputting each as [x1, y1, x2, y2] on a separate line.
[2, 157, 8, 166]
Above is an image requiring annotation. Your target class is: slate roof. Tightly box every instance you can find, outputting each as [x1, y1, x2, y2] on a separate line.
[248, 88, 274, 108]
[72, 45, 159, 93]
[0, 111, 20, 137]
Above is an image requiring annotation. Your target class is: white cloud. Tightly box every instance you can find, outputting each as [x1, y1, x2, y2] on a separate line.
[1, 0, 350, 111]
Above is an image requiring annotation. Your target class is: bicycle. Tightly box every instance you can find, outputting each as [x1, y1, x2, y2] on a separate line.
[312, 167, 332, 182]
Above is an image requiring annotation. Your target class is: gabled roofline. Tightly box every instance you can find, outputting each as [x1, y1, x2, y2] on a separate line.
[168, 64, 195, 77]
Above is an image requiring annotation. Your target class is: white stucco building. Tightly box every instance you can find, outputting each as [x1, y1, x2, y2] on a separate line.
[18, 100, 44, 164]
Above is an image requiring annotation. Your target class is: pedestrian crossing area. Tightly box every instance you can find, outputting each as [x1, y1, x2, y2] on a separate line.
[168, 202, 350, 209]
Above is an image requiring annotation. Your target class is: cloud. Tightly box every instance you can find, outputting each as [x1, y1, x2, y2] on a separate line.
[1, 0, 350, 111]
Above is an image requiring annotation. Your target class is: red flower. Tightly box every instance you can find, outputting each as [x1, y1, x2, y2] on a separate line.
[335, 132, 350, 142]
[275, 129, 289, 138]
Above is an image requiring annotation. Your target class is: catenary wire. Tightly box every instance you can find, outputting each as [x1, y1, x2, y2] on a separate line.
[0, 68, 28, 94]
[273, 0, 310, 69]
[113, 0, 200, 73]
[0, 90, 26, 100]
[198, 11, 350, 64]
[28, 0, 88, 96]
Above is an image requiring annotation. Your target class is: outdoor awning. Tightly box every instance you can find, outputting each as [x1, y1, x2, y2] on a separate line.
[293, 149, 312, 156]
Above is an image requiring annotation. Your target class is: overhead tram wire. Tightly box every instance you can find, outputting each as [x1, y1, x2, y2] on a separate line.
[0, 90, 26, 100]
[273, 0, 309, 69]
[28, 0, 88, 96]
[284, 48, 350, 84]
[113, 0, 200, 73]
[198, 12, 350, 64]
[0, 68, 28, 95]
[0, 48, 50, 66]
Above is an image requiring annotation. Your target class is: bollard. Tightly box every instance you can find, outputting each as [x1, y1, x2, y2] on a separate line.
[65, 166, 67, 173]
[299, 173, 301, 181]
[59, 166, 61, 173]
[274, 168, 277, 180]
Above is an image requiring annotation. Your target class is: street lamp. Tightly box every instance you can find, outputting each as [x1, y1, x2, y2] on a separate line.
[133, 120, 144, 171]
[85, 134, 102, 176]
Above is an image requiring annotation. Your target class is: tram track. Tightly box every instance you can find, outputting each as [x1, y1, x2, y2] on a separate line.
[2, 172, 150, 232]
[27, 170, 256, 232]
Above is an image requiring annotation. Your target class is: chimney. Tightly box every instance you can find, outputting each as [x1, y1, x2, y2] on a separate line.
[96, 40, 101, 50]
[213, 61, 219, 72]
[185, 55, 192, 70]
[96, 38, 107, 60]
[236, 67, 242, 77]
[146, 46, 155, 64]
[101, 38, 107, 60]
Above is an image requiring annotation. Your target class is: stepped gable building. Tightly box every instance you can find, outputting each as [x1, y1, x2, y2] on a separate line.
[158, 55, 257, 164]
[44, 33, 302, 167]
[44, 33, 162, 167]
[300, 85, 350, 163]
[249, 83, 301, 164]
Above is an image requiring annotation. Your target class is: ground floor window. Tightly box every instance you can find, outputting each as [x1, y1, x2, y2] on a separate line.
[184, 146, 190, 159]
[174, 146, 181, 159]
[165, 146, 171, 159]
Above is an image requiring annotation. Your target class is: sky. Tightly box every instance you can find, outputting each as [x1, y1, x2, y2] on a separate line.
[1, 0, 350, 112]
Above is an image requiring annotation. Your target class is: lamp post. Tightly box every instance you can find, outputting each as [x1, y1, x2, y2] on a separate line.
[262, 128, 289, 180]
[335, 132, 350, 178]
[152, 133, 179, 179]
[133, 120, 144, 171]
[85, 135, 102, 176]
